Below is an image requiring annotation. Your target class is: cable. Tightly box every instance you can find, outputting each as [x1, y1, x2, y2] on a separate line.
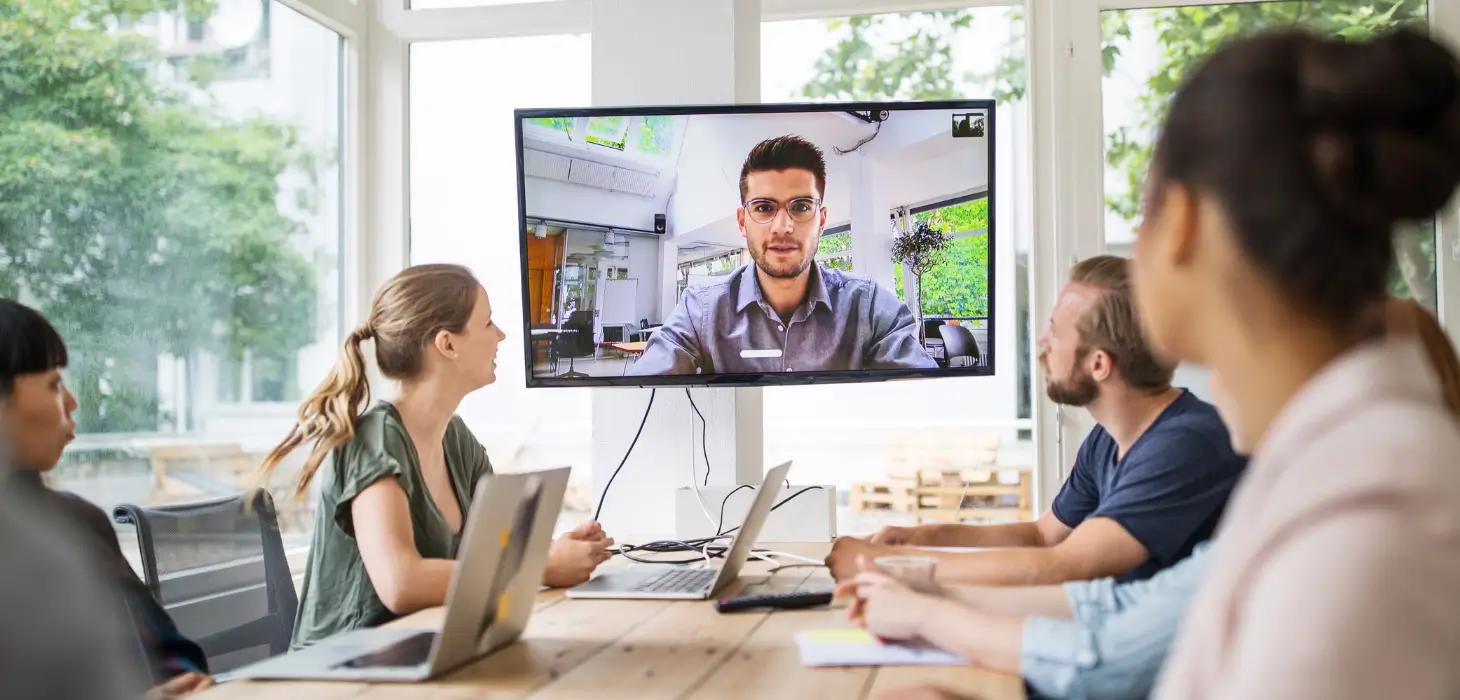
[685, 388, 711, 485]
[717, 486, 826, 538]
[834, 118, 883, 155]
[592, 389, 656, 522]
[715, 484, 755, 537]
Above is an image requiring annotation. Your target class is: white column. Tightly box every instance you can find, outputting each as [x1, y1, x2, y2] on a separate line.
[849, 154, 896, 290]
[1029, 0, 1103, 512]
[589, 0, 766, 536]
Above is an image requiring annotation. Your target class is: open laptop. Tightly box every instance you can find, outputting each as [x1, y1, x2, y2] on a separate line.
[565, 461, 791, 600]
[231, 467, 569, 682]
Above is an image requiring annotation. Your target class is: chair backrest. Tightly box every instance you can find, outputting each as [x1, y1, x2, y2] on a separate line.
[560, 310, 596, 355]
[112, 489, 298, 672]
[939, 323, 981, 367]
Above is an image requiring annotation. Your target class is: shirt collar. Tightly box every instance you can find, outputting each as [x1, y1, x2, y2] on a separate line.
[733, 262, 833, 316]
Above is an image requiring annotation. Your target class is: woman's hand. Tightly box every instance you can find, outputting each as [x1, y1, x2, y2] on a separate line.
[836, 557, 942, 642]
[542, 521, 614, 588]
[146, 672, 213, 699]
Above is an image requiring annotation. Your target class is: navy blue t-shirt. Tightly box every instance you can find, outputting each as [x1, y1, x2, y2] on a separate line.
[1050, 389, 1246, 582]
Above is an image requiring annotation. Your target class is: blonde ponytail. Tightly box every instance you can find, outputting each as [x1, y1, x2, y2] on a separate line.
[254, 324, 374, 501]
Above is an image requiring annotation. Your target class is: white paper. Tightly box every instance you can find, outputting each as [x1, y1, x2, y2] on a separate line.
[794, 629, 969, 667]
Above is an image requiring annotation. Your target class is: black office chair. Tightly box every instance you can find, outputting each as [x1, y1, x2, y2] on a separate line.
[553, 310, 596, 377]
[939, 323, 982, 368]
[113, 489, 298, 671]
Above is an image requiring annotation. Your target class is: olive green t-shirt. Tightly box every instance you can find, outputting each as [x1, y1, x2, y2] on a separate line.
[290, 401, 493, 650]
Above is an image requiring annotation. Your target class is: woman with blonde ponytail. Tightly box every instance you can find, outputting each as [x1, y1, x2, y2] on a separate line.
[259, 264, 614, 651]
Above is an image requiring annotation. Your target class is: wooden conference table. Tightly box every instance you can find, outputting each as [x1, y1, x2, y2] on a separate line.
[199, 542, 1025, 700]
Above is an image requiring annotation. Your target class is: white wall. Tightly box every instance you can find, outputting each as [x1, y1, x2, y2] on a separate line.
[668, 112, 868, 241]
[625, 234, 662, 324]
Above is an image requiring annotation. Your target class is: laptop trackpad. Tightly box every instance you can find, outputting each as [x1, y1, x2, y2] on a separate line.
[335, 631, 436, 669]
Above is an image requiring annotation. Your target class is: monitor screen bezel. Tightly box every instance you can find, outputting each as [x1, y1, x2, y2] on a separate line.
[514, 99, 996, 389]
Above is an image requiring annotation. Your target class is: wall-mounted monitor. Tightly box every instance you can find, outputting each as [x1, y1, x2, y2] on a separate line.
[514, 100, 996, 388]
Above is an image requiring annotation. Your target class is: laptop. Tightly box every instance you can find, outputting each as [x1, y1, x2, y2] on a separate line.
[565, 461, 791, 600]
[231, 467, 569, 682]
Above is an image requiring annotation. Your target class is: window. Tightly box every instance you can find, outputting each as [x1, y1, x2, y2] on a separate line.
[818, 229, 852, 272]
[762, 7, 1034, 517]
[410, 35, 593, 533]
[1101, 0, 1435, 311]
[584, 116, 629, 150]
[4, 1, 343, 542]
[895, 198, 991, 319]
[638, 115, 675, 156]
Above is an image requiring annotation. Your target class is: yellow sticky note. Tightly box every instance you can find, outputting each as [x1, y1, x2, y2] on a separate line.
[496, 592, 511, 622]
[500, 528, 510, 549]
[804, 629, 877, 644]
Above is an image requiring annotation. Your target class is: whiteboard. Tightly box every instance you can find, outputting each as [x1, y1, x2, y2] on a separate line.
[601, 278, 639, 325]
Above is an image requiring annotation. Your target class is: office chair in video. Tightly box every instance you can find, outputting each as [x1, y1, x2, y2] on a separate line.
[939, 323, 983, 368]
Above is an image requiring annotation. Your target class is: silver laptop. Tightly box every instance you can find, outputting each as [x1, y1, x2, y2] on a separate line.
[566, 461, 791, 600]
[231, 467, 569, 682]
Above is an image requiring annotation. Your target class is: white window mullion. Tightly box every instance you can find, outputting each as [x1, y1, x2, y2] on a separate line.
[1432, 2, 1460, 334]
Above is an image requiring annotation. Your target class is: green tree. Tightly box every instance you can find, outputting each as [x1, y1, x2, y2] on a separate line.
[0, 0, 321, 432]
[1102, 0, 1433, 307]
[805, 2, 1436, 309]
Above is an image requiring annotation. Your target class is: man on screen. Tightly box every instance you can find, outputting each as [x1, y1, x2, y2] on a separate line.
[630, 135, 936, 375]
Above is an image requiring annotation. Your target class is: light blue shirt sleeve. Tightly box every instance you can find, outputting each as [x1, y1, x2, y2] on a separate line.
[1020, 542, 1213, 700]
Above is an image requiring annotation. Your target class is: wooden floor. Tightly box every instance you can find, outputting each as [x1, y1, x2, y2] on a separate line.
[199, 544, 1025, 700]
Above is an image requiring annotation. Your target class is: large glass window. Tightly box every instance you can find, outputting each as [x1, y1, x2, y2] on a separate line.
[3, 0, 343, 546]
[1101, 0, 1435, 310]
[762, 7, 1034, 524]
[410, 35, 592, 532]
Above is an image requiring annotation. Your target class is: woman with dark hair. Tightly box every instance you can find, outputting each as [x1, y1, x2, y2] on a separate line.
[1129, 27, 1460, 699]
[0, 299, 213, 698]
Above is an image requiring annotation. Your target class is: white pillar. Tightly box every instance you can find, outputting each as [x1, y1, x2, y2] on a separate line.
[589, 0, 765, 536]
[849, 154, 896, 290]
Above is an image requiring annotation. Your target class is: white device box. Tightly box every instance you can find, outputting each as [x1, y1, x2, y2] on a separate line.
[674, 484, 837, 542]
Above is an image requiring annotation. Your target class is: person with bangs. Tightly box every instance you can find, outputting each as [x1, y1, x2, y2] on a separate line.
[0, 299, 214, 698]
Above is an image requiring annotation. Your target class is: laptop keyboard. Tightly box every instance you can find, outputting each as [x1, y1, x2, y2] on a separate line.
[337, 631, 436, 669]
[633, 567, 717, 593]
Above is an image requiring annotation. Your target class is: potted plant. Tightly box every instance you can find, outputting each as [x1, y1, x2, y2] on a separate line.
[891, 218, 951, 342]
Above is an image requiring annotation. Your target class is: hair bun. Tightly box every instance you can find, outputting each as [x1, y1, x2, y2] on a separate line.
[1298, 28, 1460, 226]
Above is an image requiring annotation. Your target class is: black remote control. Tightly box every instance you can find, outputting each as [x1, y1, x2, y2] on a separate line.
[714, 590, 834, 613]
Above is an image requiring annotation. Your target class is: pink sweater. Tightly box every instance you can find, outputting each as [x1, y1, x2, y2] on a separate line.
[1154, 340, 1460, 699]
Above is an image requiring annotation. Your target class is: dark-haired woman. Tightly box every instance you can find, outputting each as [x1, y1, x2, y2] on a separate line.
[0, 299, 214, 698]
[1130, 27, 1460, 699]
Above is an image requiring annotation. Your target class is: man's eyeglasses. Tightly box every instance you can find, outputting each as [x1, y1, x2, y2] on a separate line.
[742, 197, 822, 225]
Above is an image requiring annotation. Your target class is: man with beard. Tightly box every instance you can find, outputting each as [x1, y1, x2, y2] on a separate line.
[629, 135, 935, 376]
[826, 256, 1245, 584]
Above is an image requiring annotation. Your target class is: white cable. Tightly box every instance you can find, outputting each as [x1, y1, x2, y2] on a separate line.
[756, 551, 824, 565]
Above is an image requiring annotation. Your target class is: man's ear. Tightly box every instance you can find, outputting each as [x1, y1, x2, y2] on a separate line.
[736, 208, 747, 240]
[1088, 349, 1114, 383]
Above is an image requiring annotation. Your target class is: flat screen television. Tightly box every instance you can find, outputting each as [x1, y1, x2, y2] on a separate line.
[514, 100, 995, 388]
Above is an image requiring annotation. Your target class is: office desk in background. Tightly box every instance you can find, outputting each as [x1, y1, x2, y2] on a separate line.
[197, 542, 1025, 700]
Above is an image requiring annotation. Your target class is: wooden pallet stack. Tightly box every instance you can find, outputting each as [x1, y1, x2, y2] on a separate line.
[850, 430, 1033, 523]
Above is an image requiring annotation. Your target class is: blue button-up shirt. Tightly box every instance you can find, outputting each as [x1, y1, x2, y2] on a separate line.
[1021, 542, 1213, 700]
[628, 263, 936, 375]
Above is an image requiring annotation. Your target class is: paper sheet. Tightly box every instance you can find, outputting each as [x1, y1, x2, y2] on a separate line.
[794, 628, 969, 667]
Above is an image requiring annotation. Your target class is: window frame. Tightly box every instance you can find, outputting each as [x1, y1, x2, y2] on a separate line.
[1034, 0, 1460, 511]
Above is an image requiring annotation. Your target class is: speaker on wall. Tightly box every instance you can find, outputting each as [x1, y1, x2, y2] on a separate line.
[654, 214, 666, 234]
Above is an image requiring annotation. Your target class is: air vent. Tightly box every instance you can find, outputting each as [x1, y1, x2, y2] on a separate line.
[523, 148, 571, 181]
[523, 147, 657, 197]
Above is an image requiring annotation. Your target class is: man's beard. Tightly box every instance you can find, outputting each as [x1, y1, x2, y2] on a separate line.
[749, 241, 814, 279]
[1042, 354, 1100, 407]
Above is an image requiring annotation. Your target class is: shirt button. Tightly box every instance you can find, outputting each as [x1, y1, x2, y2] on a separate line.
[778, 325, 785, 332]
[1076, 650, 1097, 666]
